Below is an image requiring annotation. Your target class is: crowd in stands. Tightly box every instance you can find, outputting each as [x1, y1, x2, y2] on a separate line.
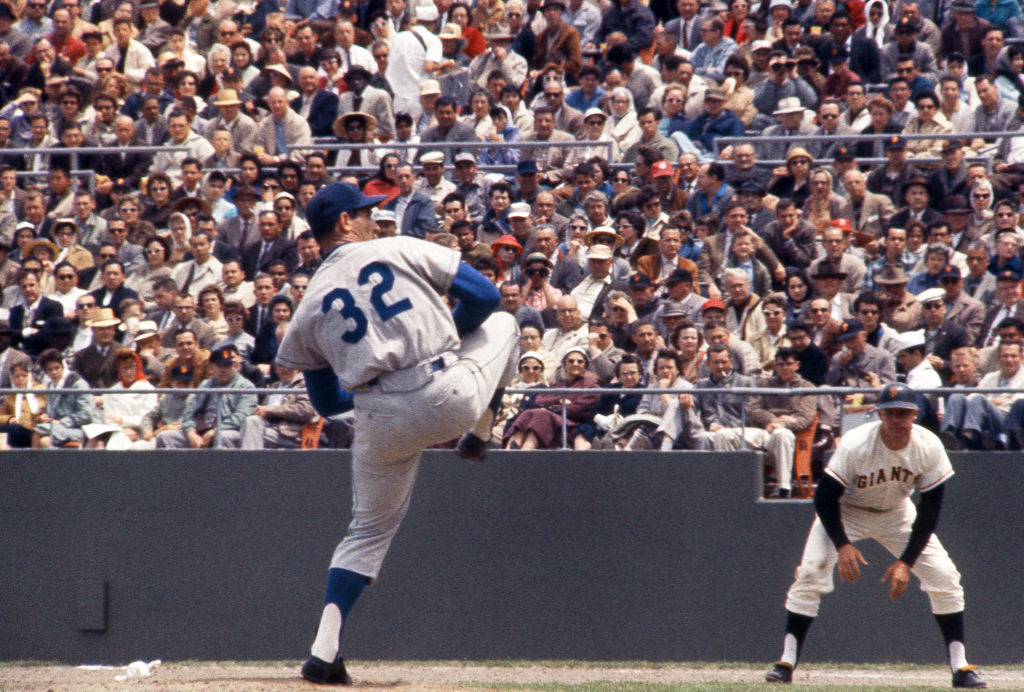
[0, 0, 1023, 493]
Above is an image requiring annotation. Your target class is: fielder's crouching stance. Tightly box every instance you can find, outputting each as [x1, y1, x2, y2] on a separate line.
[766, 383, 986, 689]
[275, 182, 520, 685]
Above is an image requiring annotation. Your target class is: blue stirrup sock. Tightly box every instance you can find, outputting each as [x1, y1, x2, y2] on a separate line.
[310, 568, 368, 662]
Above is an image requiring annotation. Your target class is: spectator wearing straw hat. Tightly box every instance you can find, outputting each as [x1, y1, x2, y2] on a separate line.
[71, 306, 120, 388]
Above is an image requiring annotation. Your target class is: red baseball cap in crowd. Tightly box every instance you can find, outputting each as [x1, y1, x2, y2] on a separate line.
[831, 218, 853, 232]
[651, 161, 674, 177]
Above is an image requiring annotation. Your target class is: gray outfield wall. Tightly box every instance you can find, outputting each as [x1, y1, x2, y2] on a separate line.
[1, 450, 1022, 664]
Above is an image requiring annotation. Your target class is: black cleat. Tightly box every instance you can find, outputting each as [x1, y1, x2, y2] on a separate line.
[952, 665, 987, 689]
[301, 655, 353, 685]
[765, 662, 793, 683]
[454, 432, 488, 463]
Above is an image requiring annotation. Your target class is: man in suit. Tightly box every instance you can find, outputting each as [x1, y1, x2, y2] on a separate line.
[337, 67, 395, 141]
[937, 264, 985, 345]
[146, 278, 178, 332]
[159, 292, 218, 349]
[204, 89, 257, 154]
[887, 175, 943, 232]
[664, 0, 703, 52]
[291, 66, 340, 139]
[243, 273, 276, 338]
[927, 140, 971, 203]
[839, 168, 894, 240]
[254, 87, 312, 167]
[636, 227, 699, 291]
[218, 185, 261, 252]
[89, 259, 140, 318]
[242, 210, 297, 280]
[70, 306, 119, 388]
[132, 95, 168, 146]
[382, 162, 436, 238]
[976, 269, 1024, 347]
[239, 363, 316, 449]
[96, 115, 152, 189]
[814, 11, 881, 83]
[9, 269, 63, 354]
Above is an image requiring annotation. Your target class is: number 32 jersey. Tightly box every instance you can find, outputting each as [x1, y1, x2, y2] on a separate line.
[276, 236, 462, 390]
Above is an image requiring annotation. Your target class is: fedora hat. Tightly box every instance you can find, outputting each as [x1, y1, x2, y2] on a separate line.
[773, 97, 805, 116]
[27, 238, 59, 258]
[585, 226, 625, 248]
[134, 319, 160, 341]
[262, 64, 293, 83]
[88, 307, 122, 328]
[811, 260, 848, 280]
[332, 111, 379, 138]
[170, 196, 212, 216]
[213, 88, 242, 106]
[874, 263, 911, 285]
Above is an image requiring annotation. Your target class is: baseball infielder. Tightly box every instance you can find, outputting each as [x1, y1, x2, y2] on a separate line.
[765, 383, 986, 689]
[276, 182, 519, 684]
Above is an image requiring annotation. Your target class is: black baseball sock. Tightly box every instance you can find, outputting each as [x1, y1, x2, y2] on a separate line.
[935, 612, 968, 671]
[779, 611, 815, 668]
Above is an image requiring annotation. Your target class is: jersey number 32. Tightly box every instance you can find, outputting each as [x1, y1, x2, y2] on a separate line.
[320, 262, 413, 344]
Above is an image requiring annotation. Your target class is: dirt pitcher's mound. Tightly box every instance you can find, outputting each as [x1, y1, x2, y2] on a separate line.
[3, 662, 1024, 690]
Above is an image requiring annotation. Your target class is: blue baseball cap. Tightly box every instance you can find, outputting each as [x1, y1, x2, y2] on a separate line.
[876, 383, 919, 410]
[516, 159, 538, 175]
[305, 182, 387, 238]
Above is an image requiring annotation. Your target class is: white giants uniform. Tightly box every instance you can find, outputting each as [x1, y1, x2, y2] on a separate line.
[785, 421, 965, 617]
[277, 236, 519, 579]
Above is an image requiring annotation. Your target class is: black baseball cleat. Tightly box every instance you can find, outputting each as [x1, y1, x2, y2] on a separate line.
[952, 665, 987, 689]
[301, 655, 352, 685]
[765, 662, 793, 683]
[454, 432, 488, 463]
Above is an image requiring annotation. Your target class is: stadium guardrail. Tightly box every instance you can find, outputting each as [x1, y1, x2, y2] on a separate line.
[3, 384, 1010, 451]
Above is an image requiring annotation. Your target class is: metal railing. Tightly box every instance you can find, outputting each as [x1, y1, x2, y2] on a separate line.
[291, 139, 616, 175]
[500, 384, 1015, 450]
[4, 383, 1015, 451]
[714, 130, 1022, 159]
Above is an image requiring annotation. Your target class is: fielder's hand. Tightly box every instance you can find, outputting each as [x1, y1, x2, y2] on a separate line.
[882, 560, 911, 599]
[837, 543, 867, 582]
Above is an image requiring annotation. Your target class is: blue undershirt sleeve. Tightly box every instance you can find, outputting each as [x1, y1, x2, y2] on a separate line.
[303, 367, 355, 417]
[449, 262, 500, 337]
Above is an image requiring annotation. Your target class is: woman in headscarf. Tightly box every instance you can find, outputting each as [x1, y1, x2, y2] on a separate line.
[602, 87, 641, 159]
[995, 45, 1024, 102]
[855, 0, 890, 48]
[503, 346, 601, 450]
[969, 178, 995, 238]
[164, 212, 192, 265]
[491, 350, 548, 445]
[0, 361, 46, 448]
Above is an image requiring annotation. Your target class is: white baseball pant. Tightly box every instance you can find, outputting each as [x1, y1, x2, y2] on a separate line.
[785, 500, 965, 617]
[330, 312, 520, 580]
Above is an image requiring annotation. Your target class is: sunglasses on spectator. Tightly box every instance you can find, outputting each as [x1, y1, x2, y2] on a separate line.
[525, 267, 549, 277]
[520, 365, 541, 372]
